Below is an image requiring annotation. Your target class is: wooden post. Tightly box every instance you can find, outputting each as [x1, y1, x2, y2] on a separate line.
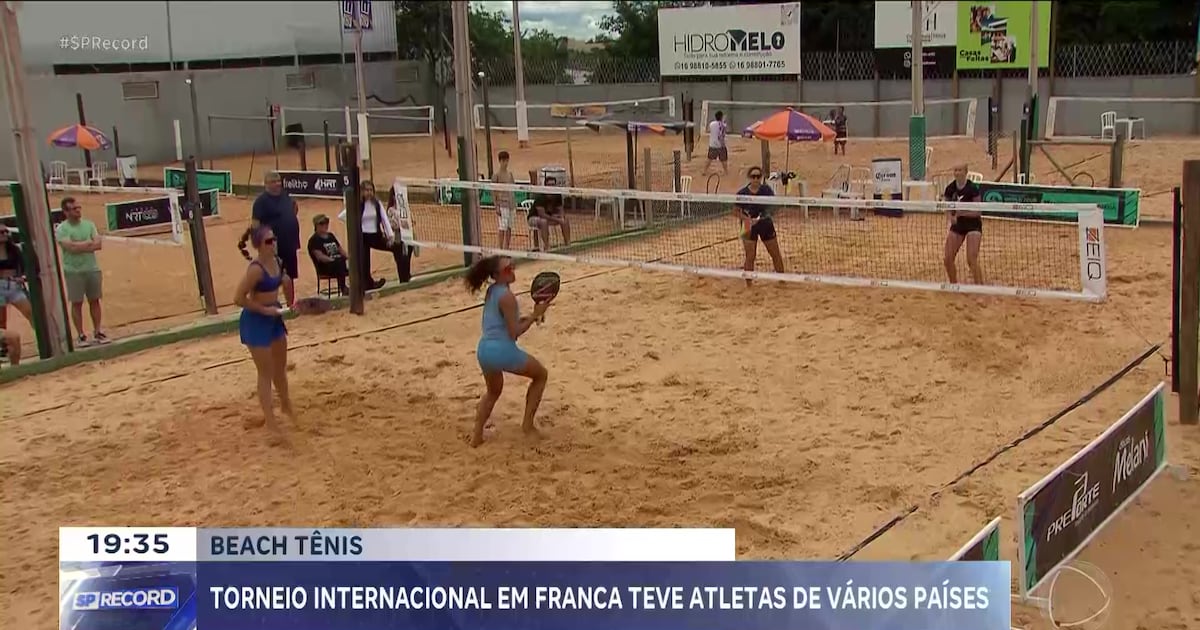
[323, 120, 332, 171]
[1, 5, 68, 356]
[299, 139, 308, 171]
[1180, 161, 1200, 425]
[565, 125, 575, 187]
[951, 68, 961, 137]
[1173, 186, 1183, 394]
[760, 140, 770, 176]
[340, 142, 365, 315]
[642, 146, 653, 224]
[1109, 133, 1125, 188]
[76, 93, 92, 171]
[184, 156, 218, 316]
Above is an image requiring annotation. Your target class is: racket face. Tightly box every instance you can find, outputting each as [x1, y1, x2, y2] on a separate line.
[530, 271, 561, 304]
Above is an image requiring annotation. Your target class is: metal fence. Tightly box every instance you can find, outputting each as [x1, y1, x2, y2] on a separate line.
[474, 40, 1197, 86]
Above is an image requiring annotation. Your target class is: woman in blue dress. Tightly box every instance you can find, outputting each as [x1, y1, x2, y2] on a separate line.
[464, 256, 550, 447]
[236, 225, 296, 442]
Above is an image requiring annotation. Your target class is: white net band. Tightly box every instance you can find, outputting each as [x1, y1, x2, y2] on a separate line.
[473, 96, 676, 132]
[279, 106, 434, 138]
[701, 98, 979, 139]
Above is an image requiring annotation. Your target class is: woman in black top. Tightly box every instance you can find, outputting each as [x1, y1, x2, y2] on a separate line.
[942, 164, 985, 285]
[0, 225, 33, 329]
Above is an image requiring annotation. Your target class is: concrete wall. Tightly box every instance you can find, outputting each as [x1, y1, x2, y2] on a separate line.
[0, 60, 428, 179]
[17, 1, 395, 69]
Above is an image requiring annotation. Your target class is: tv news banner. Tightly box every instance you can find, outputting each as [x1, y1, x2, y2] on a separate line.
[60, 527, 1010, 629]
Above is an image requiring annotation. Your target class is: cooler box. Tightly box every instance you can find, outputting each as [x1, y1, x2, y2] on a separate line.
[871, 157, 904, 218]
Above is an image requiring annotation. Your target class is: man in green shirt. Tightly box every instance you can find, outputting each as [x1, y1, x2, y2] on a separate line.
[55, 197, 108, 346]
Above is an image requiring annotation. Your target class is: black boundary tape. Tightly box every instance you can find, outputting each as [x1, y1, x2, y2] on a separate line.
[837, 342, 1163, 561]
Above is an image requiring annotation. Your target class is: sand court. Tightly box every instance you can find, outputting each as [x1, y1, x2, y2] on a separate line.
[1, 216, 1196, 628]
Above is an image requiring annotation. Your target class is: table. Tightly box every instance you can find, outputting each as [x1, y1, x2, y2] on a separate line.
[903, 180, 935, 202]
[67, 167, 91, 186]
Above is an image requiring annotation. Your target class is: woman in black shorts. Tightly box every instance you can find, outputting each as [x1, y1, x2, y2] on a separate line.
[735, 166, 786, 286]
[942, 164, 985, 285]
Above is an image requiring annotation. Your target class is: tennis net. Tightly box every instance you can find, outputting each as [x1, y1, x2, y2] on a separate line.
[389, 177, 1107, 302]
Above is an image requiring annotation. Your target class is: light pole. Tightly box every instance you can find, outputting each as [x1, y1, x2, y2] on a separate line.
[512, 0, 528, 148]
[478, 71, 494, 179]
[451, 0, 481, 266]
[908, 1, 926, 182]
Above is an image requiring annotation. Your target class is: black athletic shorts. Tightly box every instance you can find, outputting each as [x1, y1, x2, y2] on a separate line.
[278, 247, 299, 280]
[707, 147, 729, 161]
[743, 216, 777, 242]
[950, 216, 983, 236]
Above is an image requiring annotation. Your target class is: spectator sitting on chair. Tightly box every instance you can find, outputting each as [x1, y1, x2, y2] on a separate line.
[531, 177, 570, 249]
[307, 214, 349, 296]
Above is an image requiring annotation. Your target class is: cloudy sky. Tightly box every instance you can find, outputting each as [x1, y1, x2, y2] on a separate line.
[472, 1, 611, 40]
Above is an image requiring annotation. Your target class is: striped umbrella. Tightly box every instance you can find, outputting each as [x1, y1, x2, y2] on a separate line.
[742, 109, 836, 186]
[48, 124, 113, 151]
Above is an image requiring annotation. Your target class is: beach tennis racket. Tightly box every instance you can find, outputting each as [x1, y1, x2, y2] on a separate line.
[291, 297, 333, 316]
[530, 271, 561, 324]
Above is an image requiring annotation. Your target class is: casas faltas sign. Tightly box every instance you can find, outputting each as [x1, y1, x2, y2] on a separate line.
[1016, 383, 1166, 597]
[658, 3, 801, 76]
[105, 190, 219, 231]
[978, 182, 1141, 226]
[279, 170, 344, 199]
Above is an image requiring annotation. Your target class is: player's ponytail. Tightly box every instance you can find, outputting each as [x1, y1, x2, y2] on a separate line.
[464, 256, 502, 294]
[237, 227, 253, 261]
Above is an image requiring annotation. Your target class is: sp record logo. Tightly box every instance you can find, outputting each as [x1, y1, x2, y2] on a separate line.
[278, 171, 344, 199]
[73, 587, 179, 611]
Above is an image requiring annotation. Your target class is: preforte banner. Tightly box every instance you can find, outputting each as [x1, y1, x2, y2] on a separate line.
[658, 3, 802, 76]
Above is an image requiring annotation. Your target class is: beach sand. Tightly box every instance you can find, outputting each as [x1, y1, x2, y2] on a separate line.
[1, 214, 1197, 628]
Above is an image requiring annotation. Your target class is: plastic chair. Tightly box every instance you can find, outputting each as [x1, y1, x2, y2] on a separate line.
[1100, 111, 1117, 140]
[967, 171, 984, 183]
[48, 161, 67, 185]
[520, 199, 548, 251]
[88, 162, 107, 187]
[675, 175, 693, 217]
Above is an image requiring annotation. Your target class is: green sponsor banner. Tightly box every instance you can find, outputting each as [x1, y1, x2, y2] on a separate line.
[440, 185, 533, 207]
[978, 182, 1140, 226]
[957, 1, 1051, 70]
[163, 167, 234, 194]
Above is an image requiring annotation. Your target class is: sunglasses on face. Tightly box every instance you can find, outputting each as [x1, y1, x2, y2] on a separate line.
[749, 172, 762, 179]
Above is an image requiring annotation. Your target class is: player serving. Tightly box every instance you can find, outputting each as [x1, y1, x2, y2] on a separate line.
[735, 166, 786, 286]
[942, 164, 985, 285]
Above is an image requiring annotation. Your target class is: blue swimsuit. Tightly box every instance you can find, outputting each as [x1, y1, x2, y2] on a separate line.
[238, 259, 287, 348]
[476, 283, 529, 373]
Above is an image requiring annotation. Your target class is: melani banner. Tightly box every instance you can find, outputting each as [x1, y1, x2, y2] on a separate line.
[61, 561, 1011, 630]
[956, 1, 1052, 70]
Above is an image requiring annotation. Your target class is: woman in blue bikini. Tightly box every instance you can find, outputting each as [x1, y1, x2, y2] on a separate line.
[464, 256, 550, 447]
[236, 225, 296, 441]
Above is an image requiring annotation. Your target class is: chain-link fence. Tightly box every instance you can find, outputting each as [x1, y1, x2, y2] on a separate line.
[471, 40, 1196, 86]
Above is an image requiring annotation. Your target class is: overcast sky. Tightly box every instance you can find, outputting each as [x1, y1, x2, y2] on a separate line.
[472, 1, 611, 40]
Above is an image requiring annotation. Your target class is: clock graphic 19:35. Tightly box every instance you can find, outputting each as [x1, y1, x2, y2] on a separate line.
[87, 533, 170, 555]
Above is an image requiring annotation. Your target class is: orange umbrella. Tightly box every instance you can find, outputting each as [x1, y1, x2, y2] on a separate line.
[742, 108, 835, 142]
[48, 124, 112, 151]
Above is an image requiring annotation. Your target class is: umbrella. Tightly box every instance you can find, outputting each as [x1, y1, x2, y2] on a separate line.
[742, 109, 835, 186]
[742, 108, 834, 142]
[48, 124, 113, 151]
[581, 109, 693, 190]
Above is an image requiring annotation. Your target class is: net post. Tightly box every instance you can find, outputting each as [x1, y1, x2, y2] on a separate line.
[1180, 161, 1200, 425]
[7, 182, 54, 359]
[760, 140, 770, 178]
[1109, 133, 1125, 188]
[184, 156, 218, 316]
[340, 142, 365, 315]
[1173, 186, 1183, 394]
[673, 150, 682, 196]
[323, 121, 331, 171]
[299, 138, 308, 172]
[683, 94, 694, 161]
[908, 116, 926, 180]
[642, 147, 653, 225]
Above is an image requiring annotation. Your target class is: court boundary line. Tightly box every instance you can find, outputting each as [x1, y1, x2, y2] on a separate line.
[835, 342, 1162, 561]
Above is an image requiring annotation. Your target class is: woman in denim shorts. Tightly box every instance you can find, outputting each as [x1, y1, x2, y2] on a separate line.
[0, 226, 32, 329]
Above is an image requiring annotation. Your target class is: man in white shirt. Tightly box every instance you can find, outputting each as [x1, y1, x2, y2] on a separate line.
[704, 110, 730, 176]
[492, 150, 516, 250]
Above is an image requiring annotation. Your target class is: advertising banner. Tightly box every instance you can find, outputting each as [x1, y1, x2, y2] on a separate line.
[956, 1, 1051, 69]
[1017, 383, 1166, 597]
[278, 170, 344, 199]
[978, 182, 1141, 226]
[163, 167, 234, 194]
[950, 518, 1001, 561]
[658, 3, 802, 76]
[875, 1, 958, 77]
[105, 190, 219, 231]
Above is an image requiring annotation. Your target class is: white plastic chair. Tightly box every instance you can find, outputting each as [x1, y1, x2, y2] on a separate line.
[1100, 111, 1117, 140]
[674, 175, 693, 217]
[925, 146, 934, 172]
[519, 199, 540, 250]
[967, 171, 984, 183]
[88, 162, 107, 187]
[48, 161, 67, 185]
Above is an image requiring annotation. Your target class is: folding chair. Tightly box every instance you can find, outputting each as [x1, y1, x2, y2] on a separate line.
[674, 175, 693, 217]
[88, 162, 107, 187]
[1100, 112, 1117, 140]
[48, 161, 67, 185]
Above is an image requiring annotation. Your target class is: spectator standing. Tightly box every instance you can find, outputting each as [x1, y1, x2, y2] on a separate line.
[252, 171, 302, 282]
[704, 111, 730, 176]
[55, 197, 108, 346]
[492, 150, 517, 250]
